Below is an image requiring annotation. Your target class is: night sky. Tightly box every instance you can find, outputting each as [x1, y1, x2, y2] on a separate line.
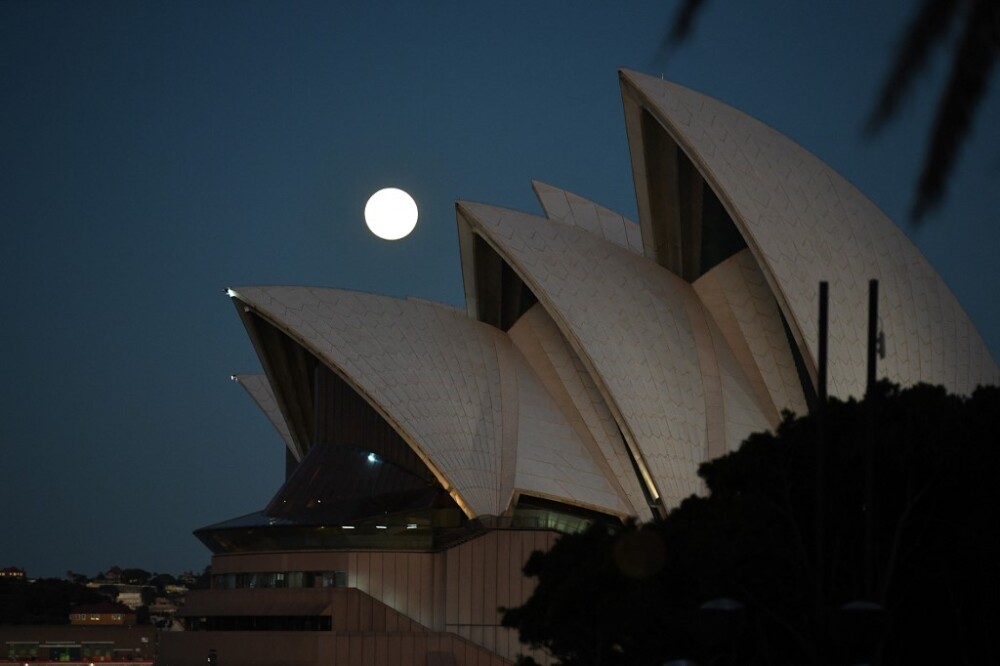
[3, 1, 997, 579]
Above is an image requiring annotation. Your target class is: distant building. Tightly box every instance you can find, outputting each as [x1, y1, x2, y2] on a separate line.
[177, 571, 200, 587]
[160, 71, 998, 665]
[0, 566, 25, 579]
[149, 596, 180, 617]
[69, 602, 136, 626]
[1, 625, 155, 664]
[102, 566, 124, 583]
[115, 589, 144, 610]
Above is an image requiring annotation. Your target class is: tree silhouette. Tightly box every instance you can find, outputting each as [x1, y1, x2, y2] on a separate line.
[666, 0, 1000, 223]
[502, 383, 1000, 665]
[0, 577, 105, 625]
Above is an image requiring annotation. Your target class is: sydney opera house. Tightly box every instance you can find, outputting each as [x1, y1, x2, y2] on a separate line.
[159, 71, 998, 665]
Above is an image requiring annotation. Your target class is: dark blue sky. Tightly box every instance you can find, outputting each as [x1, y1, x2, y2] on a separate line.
[3, 1, 997, 579]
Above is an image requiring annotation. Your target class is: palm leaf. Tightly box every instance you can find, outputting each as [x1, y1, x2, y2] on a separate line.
[912, 0, 999, 220]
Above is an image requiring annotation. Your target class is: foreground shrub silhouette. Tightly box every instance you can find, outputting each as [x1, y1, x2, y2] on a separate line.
[503, 382, 1000, 665]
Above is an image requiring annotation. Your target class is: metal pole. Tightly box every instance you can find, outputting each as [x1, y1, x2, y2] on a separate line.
[865, 280, 878, 600]
[866, 280, 878, 397]
[815, 281, 828, 664]
[818, 282, 828, 403]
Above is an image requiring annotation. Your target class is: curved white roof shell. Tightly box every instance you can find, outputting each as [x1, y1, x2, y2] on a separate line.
[232, 373, 301, 462]
[457, 200, 771, 506]
[228, 286, 633, 519]
[228, 72, 997, 523]
[693, 250, 810, 423]
[508, 303, 653, 521]
[533, 180, 644, 254]
[620, 69, 998, 397]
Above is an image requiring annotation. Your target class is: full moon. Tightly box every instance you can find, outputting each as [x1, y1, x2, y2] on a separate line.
[364, 187, 418, 240]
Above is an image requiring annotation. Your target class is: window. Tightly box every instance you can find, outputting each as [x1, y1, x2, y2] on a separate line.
[212, 570, 345, 589]
[193, 615, 332, 631]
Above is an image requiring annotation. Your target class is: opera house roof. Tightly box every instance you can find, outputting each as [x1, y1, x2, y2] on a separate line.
[211, 71, 998, 542]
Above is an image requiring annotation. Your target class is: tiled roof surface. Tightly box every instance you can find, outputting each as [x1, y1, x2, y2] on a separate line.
[621, 69, 999, 398]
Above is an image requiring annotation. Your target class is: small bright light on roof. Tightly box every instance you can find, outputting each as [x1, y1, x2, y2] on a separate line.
[225, 288, 237, 298]
[230, 375, 238, 382]
[367, 452, 378, 463]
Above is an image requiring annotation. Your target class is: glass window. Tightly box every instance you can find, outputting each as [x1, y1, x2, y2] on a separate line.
[321, 571, 347, 587]
[6, 642, 39, 660]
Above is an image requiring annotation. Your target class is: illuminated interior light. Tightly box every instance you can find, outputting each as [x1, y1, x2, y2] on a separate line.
[406, 523, 417, 530]
[341, 525, 354, 530]
[376, 525, 387, 529]
[367, 452, 378, 463]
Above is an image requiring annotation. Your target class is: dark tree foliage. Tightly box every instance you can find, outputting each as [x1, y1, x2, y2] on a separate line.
[666, 0, 1000, 223]
[502, 383, 1000, 665]
[866, 0, 1000, 221]
[120, 568, 152, 585]
[667, 0, 707, 43]
[149, 572, 179, 593]
[0, 578, 105, 625]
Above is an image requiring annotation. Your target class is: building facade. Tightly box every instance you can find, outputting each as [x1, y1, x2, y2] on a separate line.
[69, 602, 136, 627]
[158, 71, 998, 666]
[0, 625, 155, 664]
[0, 567, 25, 580]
